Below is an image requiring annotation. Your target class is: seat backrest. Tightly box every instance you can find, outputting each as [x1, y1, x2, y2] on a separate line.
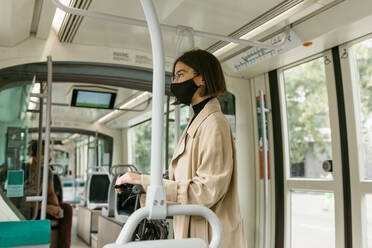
[102, 175, 117, 217]
[53, 174, 63, 203]
[86, 172, 110, 209]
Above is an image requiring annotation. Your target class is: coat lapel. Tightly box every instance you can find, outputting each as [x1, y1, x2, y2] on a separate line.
[186, 98, 221, 138]
[169, 98, 221, 180]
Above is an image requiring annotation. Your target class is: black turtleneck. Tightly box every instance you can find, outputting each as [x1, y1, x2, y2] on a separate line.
[189, 97, 214, 125]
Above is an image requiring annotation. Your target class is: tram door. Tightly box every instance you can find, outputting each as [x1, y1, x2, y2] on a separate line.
[339, 36, 372, 248]
[279, 51, 345, 248]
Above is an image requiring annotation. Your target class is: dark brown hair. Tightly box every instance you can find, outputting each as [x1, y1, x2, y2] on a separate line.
[172, 49, 226, 97]
[28, 140, 45, 157]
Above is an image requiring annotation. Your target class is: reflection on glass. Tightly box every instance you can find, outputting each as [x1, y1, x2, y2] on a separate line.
[291, 191, 335, 248]
[352, 39, 372, 180]
[0, 84, 33, 219]
[283, 57, 333, 179]
[366, 195, 372, 248]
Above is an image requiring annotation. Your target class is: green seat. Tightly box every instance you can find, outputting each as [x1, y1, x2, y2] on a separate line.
[0, 220, 51, 247]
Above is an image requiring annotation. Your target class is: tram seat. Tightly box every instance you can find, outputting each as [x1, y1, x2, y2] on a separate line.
[0, 220, 51, 247]
[114, 183, 137, 223]
[101, 175, 117, 217]
[87, 172, 110, 210]
[103, 238, 207, 248]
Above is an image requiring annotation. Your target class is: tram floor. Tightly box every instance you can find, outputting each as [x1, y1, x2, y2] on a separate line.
[71, 208, 89, 248]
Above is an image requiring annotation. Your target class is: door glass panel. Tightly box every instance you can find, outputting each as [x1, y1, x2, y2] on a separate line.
[283, 57, 333, 179]
[352, 38, 372, 180]
[291, 191, 335, 248]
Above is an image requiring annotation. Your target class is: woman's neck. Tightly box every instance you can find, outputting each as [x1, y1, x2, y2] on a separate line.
[191, 94, 211, 106]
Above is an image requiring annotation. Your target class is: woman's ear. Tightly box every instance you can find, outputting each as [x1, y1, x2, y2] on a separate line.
[195, 75, 205, 87]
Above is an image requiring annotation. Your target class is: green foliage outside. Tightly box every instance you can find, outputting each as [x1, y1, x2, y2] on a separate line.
[354, 40, 372, 132]
[131, 120, 152, 173]
[353, 39, 372, 178]
[131, 109, 182, 173]
[283, 39, 372, 178]
[283, 57, 332, 165]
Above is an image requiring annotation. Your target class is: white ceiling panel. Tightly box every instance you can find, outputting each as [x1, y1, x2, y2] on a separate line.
[36, 0, 57, 39]
[0, 0, 35, 46]
[72, 0, 283, 57]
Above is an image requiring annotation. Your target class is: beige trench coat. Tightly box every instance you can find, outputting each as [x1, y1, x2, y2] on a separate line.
[141, 98, 247, 248]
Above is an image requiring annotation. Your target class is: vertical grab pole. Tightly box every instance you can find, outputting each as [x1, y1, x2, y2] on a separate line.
[174, 106, 180, 144]
[173, 35, 183, 145]
[165, 96, 170, 170]
[139, 0, 167, 219]
[259, 90, 269, 248]
[40, 56, 53, 220]
[32, 81, 44, 220]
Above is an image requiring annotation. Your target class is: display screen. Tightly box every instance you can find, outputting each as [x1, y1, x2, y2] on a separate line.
[71, 89, 116, 109]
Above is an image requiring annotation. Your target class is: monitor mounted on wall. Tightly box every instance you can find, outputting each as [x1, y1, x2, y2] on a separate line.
[70, 89, 116, 109]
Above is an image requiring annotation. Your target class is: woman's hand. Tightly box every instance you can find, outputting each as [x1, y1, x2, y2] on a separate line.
[115, 172, 141, 194]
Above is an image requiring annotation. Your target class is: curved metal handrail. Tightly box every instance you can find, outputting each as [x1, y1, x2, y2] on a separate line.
[110, 164, 138, 176]
[115, 205, 222, 248]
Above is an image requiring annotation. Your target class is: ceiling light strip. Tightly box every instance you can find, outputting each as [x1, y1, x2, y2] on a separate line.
[96, 91, 150, 124]
[208, 0, 309, 54]
[57, 0, 92, 43]
[65, 0, 89, 42]
[68, 0, 93, 42]
[210, 0, 344, 57]
[63, 0, 81, 42]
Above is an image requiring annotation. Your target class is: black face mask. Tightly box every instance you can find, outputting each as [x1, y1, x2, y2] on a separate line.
[170, 77, 198, 105]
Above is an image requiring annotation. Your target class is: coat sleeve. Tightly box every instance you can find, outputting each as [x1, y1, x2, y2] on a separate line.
[141, 116, 234, 208]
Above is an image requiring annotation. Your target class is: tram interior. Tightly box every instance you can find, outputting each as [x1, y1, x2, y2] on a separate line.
[1, 0, 372, 247]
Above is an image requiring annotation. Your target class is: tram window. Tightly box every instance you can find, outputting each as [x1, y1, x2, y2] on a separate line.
[167, 111, 175, 167]
[130, 120, 152, 173]
[129, 104, 189, 172]
[291, 191, 335, 248]
[0, 84, 33, 218]
[352, 38, 372, 180]
[180, 104, 190, 133]
[283, 57, 333, 179]
[366, 194, 372, 247]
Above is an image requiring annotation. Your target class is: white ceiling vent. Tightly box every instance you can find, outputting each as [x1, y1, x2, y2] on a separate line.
[58, 0, 93, 43]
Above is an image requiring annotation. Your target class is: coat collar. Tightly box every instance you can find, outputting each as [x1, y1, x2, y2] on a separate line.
[186, 98, 221, 138]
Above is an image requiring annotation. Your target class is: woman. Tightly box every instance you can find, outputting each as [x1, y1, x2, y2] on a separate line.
[26, 140, 73, 248]
[116, 49, 247, 247]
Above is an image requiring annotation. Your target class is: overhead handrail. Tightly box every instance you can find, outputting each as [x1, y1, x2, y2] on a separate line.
[50, 0, 289, 50]
[49, 163, 64, 176]
[110, 164, 138, 176]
